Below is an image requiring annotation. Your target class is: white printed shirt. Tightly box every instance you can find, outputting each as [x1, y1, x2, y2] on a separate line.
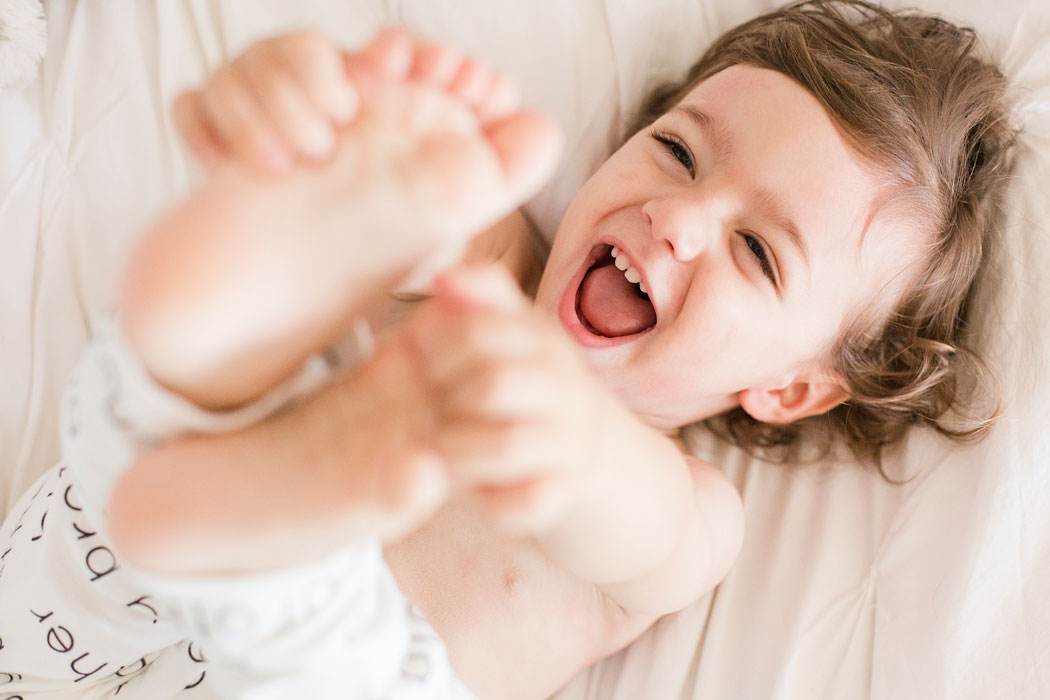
[0, 319, 475, 700]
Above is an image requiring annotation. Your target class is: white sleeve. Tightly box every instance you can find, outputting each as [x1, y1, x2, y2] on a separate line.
[62, 317, 343, 538]
[0, 317, 473, 699]
[0, 312, 321, 695]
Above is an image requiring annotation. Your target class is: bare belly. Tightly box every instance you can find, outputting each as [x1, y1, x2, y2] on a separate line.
[383, 503, 654, 700]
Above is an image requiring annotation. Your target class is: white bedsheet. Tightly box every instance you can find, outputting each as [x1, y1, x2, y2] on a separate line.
[1, 1, 1047, 698]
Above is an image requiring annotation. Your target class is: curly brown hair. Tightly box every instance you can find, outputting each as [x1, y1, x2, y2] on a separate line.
[630, 0, 1018, 469]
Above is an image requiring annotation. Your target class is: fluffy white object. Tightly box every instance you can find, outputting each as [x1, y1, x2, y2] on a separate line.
[0, 0, 45, 88]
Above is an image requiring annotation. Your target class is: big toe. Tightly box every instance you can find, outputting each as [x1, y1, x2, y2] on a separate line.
[485, 111, 563, 201]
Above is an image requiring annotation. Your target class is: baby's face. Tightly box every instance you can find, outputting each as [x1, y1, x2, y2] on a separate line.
[535, 64, 920, 430]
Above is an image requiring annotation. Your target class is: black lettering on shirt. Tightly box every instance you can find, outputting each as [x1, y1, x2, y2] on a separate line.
[187, 642, 206, 664]
[46, 625, 75, 653]
[85, 546, 118, 581]
[185, 644, 208, 691]
[126, 596, 159, 624]
[70, 652, 107, 682]
[29, 512, 48, 542]
[184, 671, 206, 690]
[63, 485, 82, 512]
[72, 521, 96, 540]
[31, 609, 54, 623]
[115, 657, 146, 677]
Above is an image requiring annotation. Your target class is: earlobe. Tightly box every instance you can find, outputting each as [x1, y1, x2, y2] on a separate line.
[739, 378, 848, 424]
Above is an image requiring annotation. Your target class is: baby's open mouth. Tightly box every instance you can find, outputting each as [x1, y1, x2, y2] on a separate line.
[575, 245, 657, 337]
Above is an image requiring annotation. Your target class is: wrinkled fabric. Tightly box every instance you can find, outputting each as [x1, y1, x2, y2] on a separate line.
[0, 319, 474, 698]
[1, 1, 1047, 699]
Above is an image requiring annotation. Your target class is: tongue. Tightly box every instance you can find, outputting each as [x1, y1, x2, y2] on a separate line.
[578, 263, 657, 337]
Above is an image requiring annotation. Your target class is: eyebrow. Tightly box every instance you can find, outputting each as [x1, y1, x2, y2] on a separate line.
[753, 187, 810, 269]
[673, 106, 734, 163]
[671, 105, 811, 270]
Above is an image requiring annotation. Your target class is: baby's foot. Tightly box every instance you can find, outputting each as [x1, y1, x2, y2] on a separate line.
[125, 30, 560, 410]
[206, 28, 559, 317]
[222, 28, 559, 291]
[320, 28, 562, 283]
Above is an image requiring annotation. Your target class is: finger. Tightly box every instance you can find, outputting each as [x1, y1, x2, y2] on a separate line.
[340, 448, 450, 542]
[241, 51, 335, 160]
[437, 359, 562, 421]
[431, 264, 530, 313]
[172, 90, 225, 167]
[437, 419, 566, 486]
[200, 65, 291, 173]
[275, 32, 359, 126]
[408, 305, 542, 383]
[468, 477, 571, 535]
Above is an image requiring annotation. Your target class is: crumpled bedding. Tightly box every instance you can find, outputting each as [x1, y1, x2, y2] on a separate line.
[1, 1, 1047, 698]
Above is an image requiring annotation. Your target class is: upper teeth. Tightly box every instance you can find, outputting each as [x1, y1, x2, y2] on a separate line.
[611, 246, 647, 294]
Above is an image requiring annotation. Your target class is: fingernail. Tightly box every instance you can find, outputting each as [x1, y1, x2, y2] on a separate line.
[331, 89, 358, 125]
[304, 124, 335, 159]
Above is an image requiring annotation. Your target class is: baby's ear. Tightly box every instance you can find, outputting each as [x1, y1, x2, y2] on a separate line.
[738, 374, 848, 425]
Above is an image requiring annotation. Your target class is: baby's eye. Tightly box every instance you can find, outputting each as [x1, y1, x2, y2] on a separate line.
[741, 232, 777, 287]
[650, 130, 695, 178]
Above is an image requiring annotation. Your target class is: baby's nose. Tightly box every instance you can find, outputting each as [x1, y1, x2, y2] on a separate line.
[643, 191, 727, 262]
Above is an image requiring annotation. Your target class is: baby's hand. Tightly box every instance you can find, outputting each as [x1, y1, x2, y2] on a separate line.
[407, 266, 604, 534]
[173, 29, 405, 173]
[322, 328, 451, 542]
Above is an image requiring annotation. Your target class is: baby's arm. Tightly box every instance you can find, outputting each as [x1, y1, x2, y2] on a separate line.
[109, 328, 447, 575]
[109, 29, 557, 574]
[408, 267, 745, 617]
[123, 29, 558, 411]
[0, 318, 460, 696]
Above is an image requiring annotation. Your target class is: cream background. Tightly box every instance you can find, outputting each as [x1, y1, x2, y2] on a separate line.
[1, 1, 1046, 698]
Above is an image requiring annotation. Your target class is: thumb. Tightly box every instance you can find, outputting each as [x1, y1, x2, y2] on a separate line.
[352, 448, 450, 543]
[431, 264, 528, 313]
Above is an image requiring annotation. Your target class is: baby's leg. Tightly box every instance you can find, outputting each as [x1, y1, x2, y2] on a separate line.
[122, 29, 562, 411]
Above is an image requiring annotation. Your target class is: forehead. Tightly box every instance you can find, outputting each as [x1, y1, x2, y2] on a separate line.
[674, 64, 920, 305]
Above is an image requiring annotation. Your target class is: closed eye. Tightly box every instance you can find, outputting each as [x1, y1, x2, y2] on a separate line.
[740, 231, 777, 287]
[650, 129, 695, 178]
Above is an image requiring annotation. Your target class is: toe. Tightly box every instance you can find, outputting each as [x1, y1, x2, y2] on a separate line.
[344, 26, 414, 89]
[410, 40, 462, 86]
[484, 111, 563, 199]
[448, 59, 492, 110]
[476, 71, 520, 124]
[172, 90, 224, 168]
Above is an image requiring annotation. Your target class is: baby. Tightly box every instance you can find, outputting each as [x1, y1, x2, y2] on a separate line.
[0, 1, 1014, 698]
